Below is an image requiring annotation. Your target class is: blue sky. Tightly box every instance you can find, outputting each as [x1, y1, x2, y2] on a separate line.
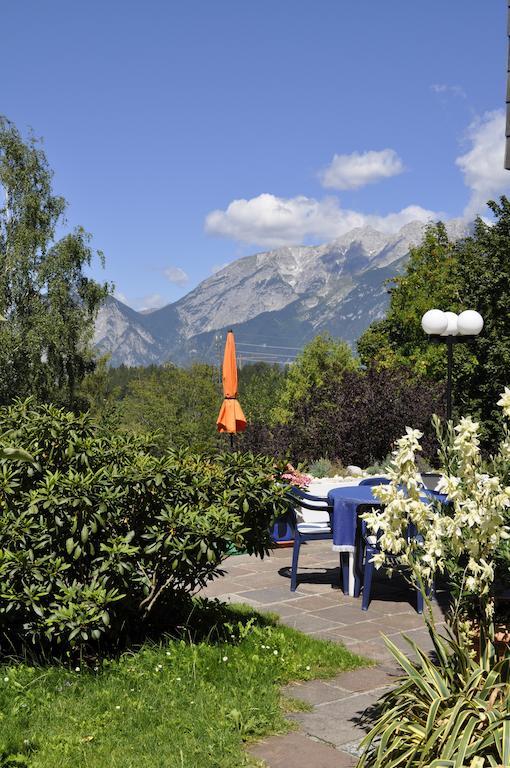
[3, 1, 509, 310]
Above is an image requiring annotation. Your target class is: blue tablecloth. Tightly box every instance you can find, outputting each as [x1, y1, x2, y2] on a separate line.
[327, 486, 382, 553]
[327, 485, 448, 553]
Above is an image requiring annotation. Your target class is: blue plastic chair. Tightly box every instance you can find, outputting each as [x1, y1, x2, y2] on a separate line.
[284, 487, 350, 593]
[359, 477, 390, 488]
[357, 476, 428, 612]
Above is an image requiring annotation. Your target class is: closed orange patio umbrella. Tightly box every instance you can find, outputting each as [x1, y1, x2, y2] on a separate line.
[216, 330, 246, 445]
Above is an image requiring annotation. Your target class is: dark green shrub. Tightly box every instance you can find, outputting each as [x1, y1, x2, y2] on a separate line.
[0, 400, 287, 653]
[242, 366, 445, 467]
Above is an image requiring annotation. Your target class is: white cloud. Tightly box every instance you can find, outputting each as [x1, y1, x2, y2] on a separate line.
[456, 110, 510, 219]
[113, 289, 130, 306]
[431, 83, 466, 99]
[164, 266, 189, 286]
[136, 293, 166, 312]
[205, 193, 440, 248]
[206, 110, 510, 249]
[319, 149, 404, 190]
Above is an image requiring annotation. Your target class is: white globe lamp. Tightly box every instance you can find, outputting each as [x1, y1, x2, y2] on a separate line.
[457, 310, 484, 337]
[421, 309, 448, 336]
[441, 311, 459, 336]
[421, 307, 483, 421]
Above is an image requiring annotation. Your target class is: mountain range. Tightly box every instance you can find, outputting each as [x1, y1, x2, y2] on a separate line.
[94, 219, 468, 367]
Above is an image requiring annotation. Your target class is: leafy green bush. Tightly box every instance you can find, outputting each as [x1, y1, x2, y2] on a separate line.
[117, 362, 222, 453]
[308, 458, 332, 478]
[0, 400, 287, 653]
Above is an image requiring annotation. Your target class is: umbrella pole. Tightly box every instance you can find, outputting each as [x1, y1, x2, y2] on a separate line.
[230, 433, 234, 450]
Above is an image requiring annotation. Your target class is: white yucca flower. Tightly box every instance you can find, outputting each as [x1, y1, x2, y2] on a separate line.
[497, 386, 510, 418]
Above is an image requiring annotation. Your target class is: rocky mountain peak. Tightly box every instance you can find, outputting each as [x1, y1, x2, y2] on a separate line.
[95, 219, 471, 367]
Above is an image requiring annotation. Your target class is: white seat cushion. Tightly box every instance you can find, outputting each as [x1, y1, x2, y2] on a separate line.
[297, 522, 332, 534]
[299, 478, 362, 524]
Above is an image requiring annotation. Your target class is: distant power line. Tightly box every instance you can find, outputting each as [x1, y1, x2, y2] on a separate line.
[234, 338, 303, 367]
[236, 340, 303, 351]
[238, 355, 297, 362]
[237, 349, 298, 359]
[238, 354, 297, 367]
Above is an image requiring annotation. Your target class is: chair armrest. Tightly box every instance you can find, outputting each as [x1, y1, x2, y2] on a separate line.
[284, 491, 333, 522]
[287, 486, 330, 503]
[285, 491, 332, 512]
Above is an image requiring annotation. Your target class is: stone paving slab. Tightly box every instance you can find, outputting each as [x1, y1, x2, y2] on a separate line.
[289, 594, 343, 611]
[281, 667, 399, 706]
[281, 679, 350, 707]
[249, 732, 357, 767]
[289, 690, 387, 750]
[337, 639, 395, 664]
[332, 621, 391, 643]
[282, 613, 346, 634]
[238, 586, 309, 604]
[326, 666, 401, 693]
[264, 602, 308, 619]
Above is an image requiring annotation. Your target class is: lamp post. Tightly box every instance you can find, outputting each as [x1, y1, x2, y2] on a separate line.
[421, 309, 484, 420]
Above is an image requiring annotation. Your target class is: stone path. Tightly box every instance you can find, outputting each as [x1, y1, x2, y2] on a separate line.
[199, 540, 446, 767]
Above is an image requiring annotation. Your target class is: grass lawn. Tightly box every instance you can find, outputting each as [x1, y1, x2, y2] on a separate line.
[0, 602, 367, 768]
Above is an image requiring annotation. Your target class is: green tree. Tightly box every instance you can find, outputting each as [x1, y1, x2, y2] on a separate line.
[238, 362, 286, 424]
[274, 334, 357, 423]
[0, 116, 109, 408]
[357, 222, 465, 379]
[357, 202, 510, 445]
[119, 362, 221, 452]
[454, 198, 510, 441]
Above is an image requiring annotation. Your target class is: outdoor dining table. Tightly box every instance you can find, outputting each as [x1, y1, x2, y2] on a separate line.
[327, 485, 383, 597]
[327, 484, 447, 597]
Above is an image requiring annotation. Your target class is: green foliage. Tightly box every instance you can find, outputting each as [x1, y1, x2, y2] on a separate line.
[0, 603, 365, 767]
[308, 457, 333, 478]
[454, 199, 510, 443]
[274, 334, 358, 423]
[238, 362, 286, 424]
[78, 356, 121, 419]
[83, 360, 287, 450]
[364, 455, 392, 476]
[358, 622, 510, 768]
[357, 222, 468, 379]
[0, 117, 110, 409]
[358, 201, 510, 447]
[0, 400, 288, 653]
[118, 362, 221, 452]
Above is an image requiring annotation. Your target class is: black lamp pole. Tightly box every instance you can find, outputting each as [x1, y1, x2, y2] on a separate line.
[427, 335, 476, 420]
[446, 338, 453, 421]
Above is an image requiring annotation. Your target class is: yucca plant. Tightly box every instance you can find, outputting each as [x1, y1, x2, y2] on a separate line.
[0, 447, 33, 462]
[356, 391, 510, 768]
[357, 622, 510, 768]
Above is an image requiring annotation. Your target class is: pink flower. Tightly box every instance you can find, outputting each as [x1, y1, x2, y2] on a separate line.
[281, 464, 312, 489]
